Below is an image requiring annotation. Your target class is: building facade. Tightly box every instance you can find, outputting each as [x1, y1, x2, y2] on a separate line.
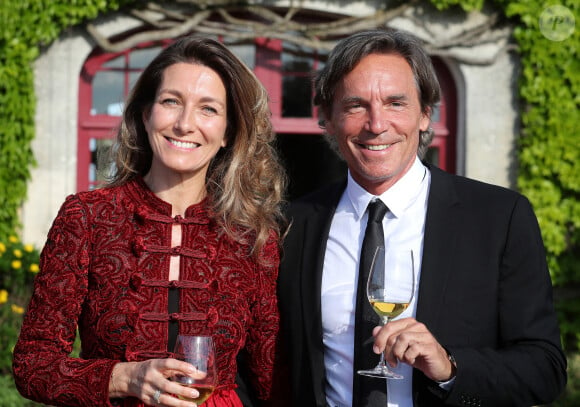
[22, 1, 518, 247]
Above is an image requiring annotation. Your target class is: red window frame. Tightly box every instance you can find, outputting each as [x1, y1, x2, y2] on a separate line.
[429, 58, 457, 173]
[254, 38, 323, 134]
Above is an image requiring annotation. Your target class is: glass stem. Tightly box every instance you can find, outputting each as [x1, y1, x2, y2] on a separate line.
[378, 317, 390, 368]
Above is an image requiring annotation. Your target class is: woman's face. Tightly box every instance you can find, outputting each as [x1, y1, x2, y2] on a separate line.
[143, 62, 228, 182]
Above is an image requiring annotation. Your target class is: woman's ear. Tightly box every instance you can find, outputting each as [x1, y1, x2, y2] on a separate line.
[142, 107, 151, 131]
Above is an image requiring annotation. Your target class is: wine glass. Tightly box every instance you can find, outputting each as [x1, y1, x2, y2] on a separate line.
[357, 246, 415, 379]
[173, 335, 218, 405]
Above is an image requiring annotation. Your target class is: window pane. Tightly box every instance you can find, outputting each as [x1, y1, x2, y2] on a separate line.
[129, 71, 142, 93]
[282, 42, 313, 72]
[279, 41, 322, 117]
[228, 42, 256, 69]
[282, 76, 312, 117]
[103, 54, 125, 68]
[91, 71, 124, 116]
[90, 138, 116, 189]
[431, 105, 441, 123]
[130, 46, 163, 68]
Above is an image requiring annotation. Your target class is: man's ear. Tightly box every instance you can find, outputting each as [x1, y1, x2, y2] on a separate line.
[420, 107, 431, 132]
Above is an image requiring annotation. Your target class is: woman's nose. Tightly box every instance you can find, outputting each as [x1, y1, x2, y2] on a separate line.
[175, 109, 196, 133]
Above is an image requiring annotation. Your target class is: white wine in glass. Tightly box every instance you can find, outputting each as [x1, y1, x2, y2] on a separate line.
[173, 335, 218, 405]
[357, 247, 415, 379]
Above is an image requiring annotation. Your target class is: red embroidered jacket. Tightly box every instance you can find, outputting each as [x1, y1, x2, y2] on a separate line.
[13, 177, 282, 406]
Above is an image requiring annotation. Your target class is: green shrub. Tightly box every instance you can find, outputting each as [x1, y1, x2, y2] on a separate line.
[0, 235, 39, 375]
[554, 353, 580, 406]
[0, 236, 42, 405]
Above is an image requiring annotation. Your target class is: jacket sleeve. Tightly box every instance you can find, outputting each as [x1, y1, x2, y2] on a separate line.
[441, 195, 567, 406]
[12, 194, 117, 407]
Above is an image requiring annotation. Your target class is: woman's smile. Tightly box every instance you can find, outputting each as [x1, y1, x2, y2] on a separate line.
[165, 136, 200, 150]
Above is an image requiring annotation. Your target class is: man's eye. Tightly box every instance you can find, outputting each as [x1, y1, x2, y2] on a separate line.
[346, 104, 363, 112]
[389, 100, 406, 108]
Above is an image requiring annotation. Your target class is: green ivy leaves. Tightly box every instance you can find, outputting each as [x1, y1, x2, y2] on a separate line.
[0, 0, 133, 237]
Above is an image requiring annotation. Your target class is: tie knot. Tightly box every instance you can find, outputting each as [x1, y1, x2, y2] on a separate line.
[367, 199, 388, 223]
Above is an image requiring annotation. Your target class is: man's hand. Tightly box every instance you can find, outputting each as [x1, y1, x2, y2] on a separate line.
[372, 317, 456, 382]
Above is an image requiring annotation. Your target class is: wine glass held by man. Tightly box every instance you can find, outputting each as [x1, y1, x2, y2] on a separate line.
[357, 247, 415, 379]
[13, 35, 289, 407]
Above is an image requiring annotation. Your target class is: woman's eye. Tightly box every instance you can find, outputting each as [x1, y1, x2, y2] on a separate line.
[202, 106, 218, 114]
[160, 98, 176, 106]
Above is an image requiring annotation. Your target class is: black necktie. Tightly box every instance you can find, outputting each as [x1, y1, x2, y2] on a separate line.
[353, 199, 388, 406]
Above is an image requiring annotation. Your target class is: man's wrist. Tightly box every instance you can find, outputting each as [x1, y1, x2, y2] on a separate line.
[437, 348, 457, 383]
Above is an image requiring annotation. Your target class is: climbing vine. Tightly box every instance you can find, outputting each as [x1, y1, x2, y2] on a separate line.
[0, 0, 136, 239]
[506, 0, 579, 349]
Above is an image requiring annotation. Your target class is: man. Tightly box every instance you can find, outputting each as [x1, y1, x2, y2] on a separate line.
[277, 28, 566, 407]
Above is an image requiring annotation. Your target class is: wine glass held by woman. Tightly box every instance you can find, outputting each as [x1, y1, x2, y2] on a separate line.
[12, 35, 289, 407]
[173, 336, 218, 405]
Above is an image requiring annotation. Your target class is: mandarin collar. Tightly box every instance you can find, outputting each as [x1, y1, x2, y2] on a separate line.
[126, 176, 209, 220]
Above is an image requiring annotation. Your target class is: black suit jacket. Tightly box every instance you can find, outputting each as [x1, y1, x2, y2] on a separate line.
[278, 164, 566, 407]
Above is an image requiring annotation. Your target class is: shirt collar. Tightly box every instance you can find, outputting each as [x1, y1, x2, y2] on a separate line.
[346, 156, 427, 221]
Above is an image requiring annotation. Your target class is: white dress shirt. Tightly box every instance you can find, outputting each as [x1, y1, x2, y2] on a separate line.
[321, 157, 430, 407]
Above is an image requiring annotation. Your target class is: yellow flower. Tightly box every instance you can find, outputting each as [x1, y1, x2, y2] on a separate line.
[11, 304, 24, 314]
[11, 260, 22, 269]
[0, 289, 8, 304]
[24, 244, 34, 253]
[0, 242, 5, 253]
[13, 249, 23, 258]
[9, 235, 19, 244]
[29, 264, 40, 273]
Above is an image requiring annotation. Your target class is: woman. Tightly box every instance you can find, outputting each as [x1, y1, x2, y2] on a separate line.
[13, 35, 287, 406]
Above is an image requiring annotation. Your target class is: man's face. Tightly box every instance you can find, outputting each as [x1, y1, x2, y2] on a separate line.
[326, 53, 430, 195]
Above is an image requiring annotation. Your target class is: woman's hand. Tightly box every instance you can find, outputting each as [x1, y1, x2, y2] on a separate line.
[109, 359, 206, 405]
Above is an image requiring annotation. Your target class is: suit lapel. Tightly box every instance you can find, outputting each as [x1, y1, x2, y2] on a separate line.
[299, 182, 345, 398]
[416, 166, 460, 331]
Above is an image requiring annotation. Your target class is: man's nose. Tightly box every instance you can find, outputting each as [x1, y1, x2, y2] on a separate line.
[365, 106, 389, 135]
